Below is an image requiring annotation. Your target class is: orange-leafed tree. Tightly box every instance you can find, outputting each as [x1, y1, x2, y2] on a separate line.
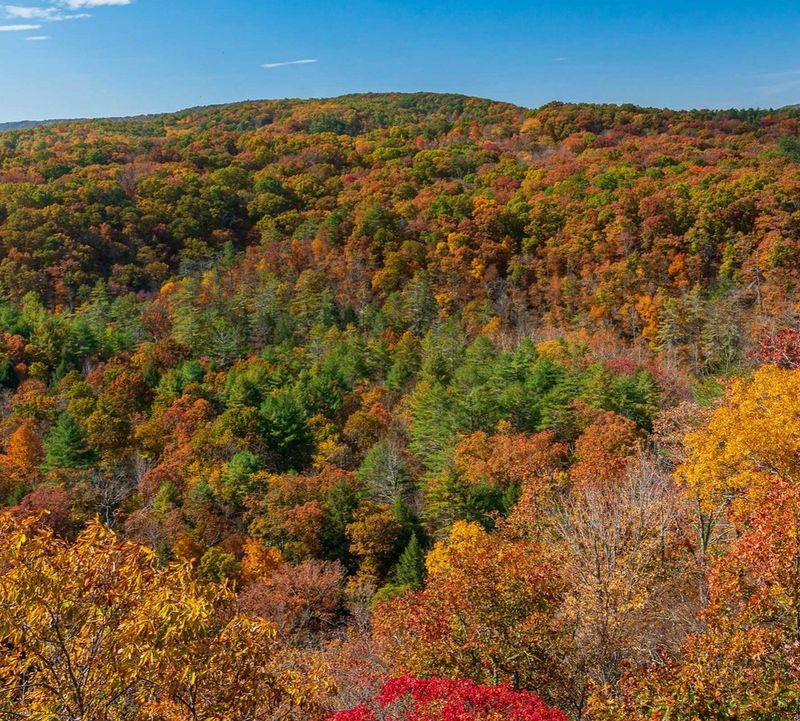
[453, 423, 568, 491]
[570, 411, 640, 488]
[0, 420, 44, 499]
[372, 520, 569, 707]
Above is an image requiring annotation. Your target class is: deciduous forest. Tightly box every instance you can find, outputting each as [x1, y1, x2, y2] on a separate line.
[1, 92, 800, 719]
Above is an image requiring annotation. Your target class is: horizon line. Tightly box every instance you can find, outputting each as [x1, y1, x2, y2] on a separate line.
[1, 91, 794, 127]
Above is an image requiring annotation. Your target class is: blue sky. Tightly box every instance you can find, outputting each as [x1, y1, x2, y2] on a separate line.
[1, 0, 799, 122]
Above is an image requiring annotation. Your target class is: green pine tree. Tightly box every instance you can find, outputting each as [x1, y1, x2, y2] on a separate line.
[395, 533, 425, 590]
[321, 478, 360, 569]
[407, 380, 457, 471]
[259, 390, 313, 472]
[42, 413, 96, 472]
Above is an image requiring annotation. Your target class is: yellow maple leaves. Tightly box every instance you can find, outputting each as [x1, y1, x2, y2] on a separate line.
[425, 520, 488, 578]
[679, 365, 800, 521]
[0, 514, 332, 721]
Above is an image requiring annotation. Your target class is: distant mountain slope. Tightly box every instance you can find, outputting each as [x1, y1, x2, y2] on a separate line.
[3, 93, 795, 134]
[0, 119, 56, 131]
[0, 93, 523, 134]
[0, 91, 798, 352]
[0, 114, 155, 133]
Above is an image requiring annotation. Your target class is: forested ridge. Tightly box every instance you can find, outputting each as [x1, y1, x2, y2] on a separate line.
[1, 92, 800, 719]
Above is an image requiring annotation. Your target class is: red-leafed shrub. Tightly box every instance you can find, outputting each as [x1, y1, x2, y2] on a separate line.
[755, 327, 800, 369]
[329, 675, 567, 721]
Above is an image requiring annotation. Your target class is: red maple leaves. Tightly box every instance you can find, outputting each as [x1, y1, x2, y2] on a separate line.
[330, 675, 566, 721]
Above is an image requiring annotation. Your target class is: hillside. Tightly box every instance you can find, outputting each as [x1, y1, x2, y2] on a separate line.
[1, 92, 800, 719]
[0, 93, 798, 353]
[0, 120, 54, 132]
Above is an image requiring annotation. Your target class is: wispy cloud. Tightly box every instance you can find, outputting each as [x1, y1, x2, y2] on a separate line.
[4, 6, 54, 18]
[262, 59, 318, 69]
[1, 0, 130, 38]
[3, 5, 89, 21]
[550, 56, 568, 63]
[26, 33, 49, 39]
[59, 0, 131, 6]
[0, 22, 39, 30]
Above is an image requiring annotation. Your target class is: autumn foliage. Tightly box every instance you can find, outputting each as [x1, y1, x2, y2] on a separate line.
[0, 514, 332, 720]
[0, 93, 799, 718]
[329, 675, 567, 721]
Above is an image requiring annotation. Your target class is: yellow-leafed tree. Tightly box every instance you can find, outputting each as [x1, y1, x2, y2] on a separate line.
[0, 514, 332, 721]
[679, 365, 800, 524]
